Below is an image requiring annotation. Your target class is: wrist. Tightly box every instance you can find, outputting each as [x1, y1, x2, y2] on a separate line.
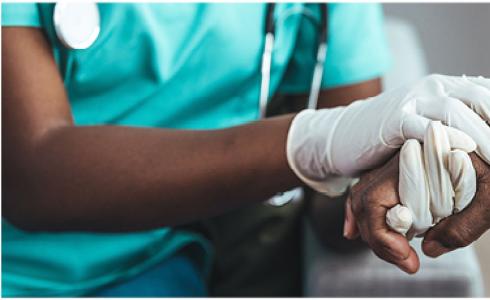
[254, 113, 303, 188]
[286, 108, 354, 196]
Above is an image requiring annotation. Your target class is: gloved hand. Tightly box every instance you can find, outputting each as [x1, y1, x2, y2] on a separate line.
[287, 74, 490, 196]
[386, 121, 477, 239]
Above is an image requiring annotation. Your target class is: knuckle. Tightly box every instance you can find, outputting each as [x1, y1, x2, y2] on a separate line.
[371, 245, 396, 264]
[440, 97, 463, 114]
[370, 237, 385, 252]
[351, 194, 366, 217]
[440, 96, 455, 110]
[445, 227, 472, 249]
[363, 187, 384, 213]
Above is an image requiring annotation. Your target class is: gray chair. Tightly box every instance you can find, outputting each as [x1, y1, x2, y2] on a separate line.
[303, 17, 485, 297]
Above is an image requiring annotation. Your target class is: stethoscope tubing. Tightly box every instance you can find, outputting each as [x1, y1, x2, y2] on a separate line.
[259, 3, 328, 118]
[52, 2, 328, 207]
[260, 3, 328, 206]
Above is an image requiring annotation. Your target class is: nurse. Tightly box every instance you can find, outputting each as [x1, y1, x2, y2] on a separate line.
[3, 2, 490, 297]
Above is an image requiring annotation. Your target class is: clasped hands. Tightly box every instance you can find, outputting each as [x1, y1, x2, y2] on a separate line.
[344, 150, 490, 273]
[286, 74, 490, 273]
[342, 80, 490, 274]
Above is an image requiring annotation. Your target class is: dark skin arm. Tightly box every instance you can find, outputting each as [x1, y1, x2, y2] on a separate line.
[2, 27, 302, 232]
[287, 79, 382, 110]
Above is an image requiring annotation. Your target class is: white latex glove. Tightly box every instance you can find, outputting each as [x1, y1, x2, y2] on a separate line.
[386, 121, 477, 239]
[287, 74, 490, 196]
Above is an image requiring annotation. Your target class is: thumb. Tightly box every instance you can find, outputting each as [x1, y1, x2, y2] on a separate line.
[422, 203, 485, 258]
[423, 156, 490, 258]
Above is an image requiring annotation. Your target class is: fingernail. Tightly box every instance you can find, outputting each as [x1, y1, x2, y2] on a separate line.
[343, 221, 349, 238]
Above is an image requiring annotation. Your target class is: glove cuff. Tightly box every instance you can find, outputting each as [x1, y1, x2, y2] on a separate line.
[286, 109, 355, 196]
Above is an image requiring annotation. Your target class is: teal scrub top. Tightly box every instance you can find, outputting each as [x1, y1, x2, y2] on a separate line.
[1, 2, 391, 297]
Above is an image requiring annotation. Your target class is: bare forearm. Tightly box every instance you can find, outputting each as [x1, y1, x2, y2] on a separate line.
[4, 115, 300, 232]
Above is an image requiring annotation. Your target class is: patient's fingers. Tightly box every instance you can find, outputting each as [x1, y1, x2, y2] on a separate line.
[364, 203, 420, 274]
[372, 236, 419, 274]
[350, 153, 420, 273]
[343, 196, 359, 239]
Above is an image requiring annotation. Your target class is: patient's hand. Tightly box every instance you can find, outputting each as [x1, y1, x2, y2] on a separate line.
[344, 153, 420, 273]
[422, 153, 490, 257]
[344, 152, 490, 274]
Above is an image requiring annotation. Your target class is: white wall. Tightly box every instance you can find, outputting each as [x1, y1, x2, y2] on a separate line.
[384, 3, 490, 77]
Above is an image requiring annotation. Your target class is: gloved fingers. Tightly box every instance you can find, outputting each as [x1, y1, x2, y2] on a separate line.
[386, 204, 412, 236]
[464, 75, 490, 90]
[442, 75, 490, 123]
[343, 195, 360, 239]
[447, 150, 477, 213]
[401, 114, 476, 152]
[424, 121, 454, 222]
[389, 142, 420, 238]
[421, 96, 490, 164]
[449, 84, 490, 124]
[445, 127, 477, 152]
[400, 114, 431, 142]
[398, 139, 432, 235]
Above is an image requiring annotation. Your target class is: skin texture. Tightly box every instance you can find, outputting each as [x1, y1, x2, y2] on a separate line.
[2, 27, 302, 232]
[344, 152, 490, 274]
[286, 79, 382, 110]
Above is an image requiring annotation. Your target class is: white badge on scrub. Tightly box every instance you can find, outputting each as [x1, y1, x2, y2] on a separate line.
[54, 2, 100, 50]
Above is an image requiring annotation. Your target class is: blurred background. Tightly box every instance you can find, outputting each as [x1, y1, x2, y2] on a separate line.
[384, 3, 490, 295]
[385, 3, 490, 77]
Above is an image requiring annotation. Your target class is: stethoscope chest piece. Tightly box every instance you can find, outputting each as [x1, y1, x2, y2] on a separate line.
[54, 2, 100, 50]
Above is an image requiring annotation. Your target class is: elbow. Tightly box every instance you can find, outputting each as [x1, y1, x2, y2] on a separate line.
[3, 202, 50, 233]
[3, 191, 56, 232]
[3, 126, 77, 232]
[3, 210, 48, 233]
[3, 176, 67, 232]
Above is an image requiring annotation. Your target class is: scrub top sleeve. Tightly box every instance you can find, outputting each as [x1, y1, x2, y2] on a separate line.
[322, 4, 392, 89]
[2, 3, 42, 27]
[278, 4, 392, 94]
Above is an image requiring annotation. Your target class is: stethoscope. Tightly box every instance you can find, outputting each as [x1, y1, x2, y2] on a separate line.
[261, 3, 328, 206]
[53, 3, 100, 49]
[53, 2, 327, 112]
[260, 3, 328, 118]
[53, 2, 328, 206]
